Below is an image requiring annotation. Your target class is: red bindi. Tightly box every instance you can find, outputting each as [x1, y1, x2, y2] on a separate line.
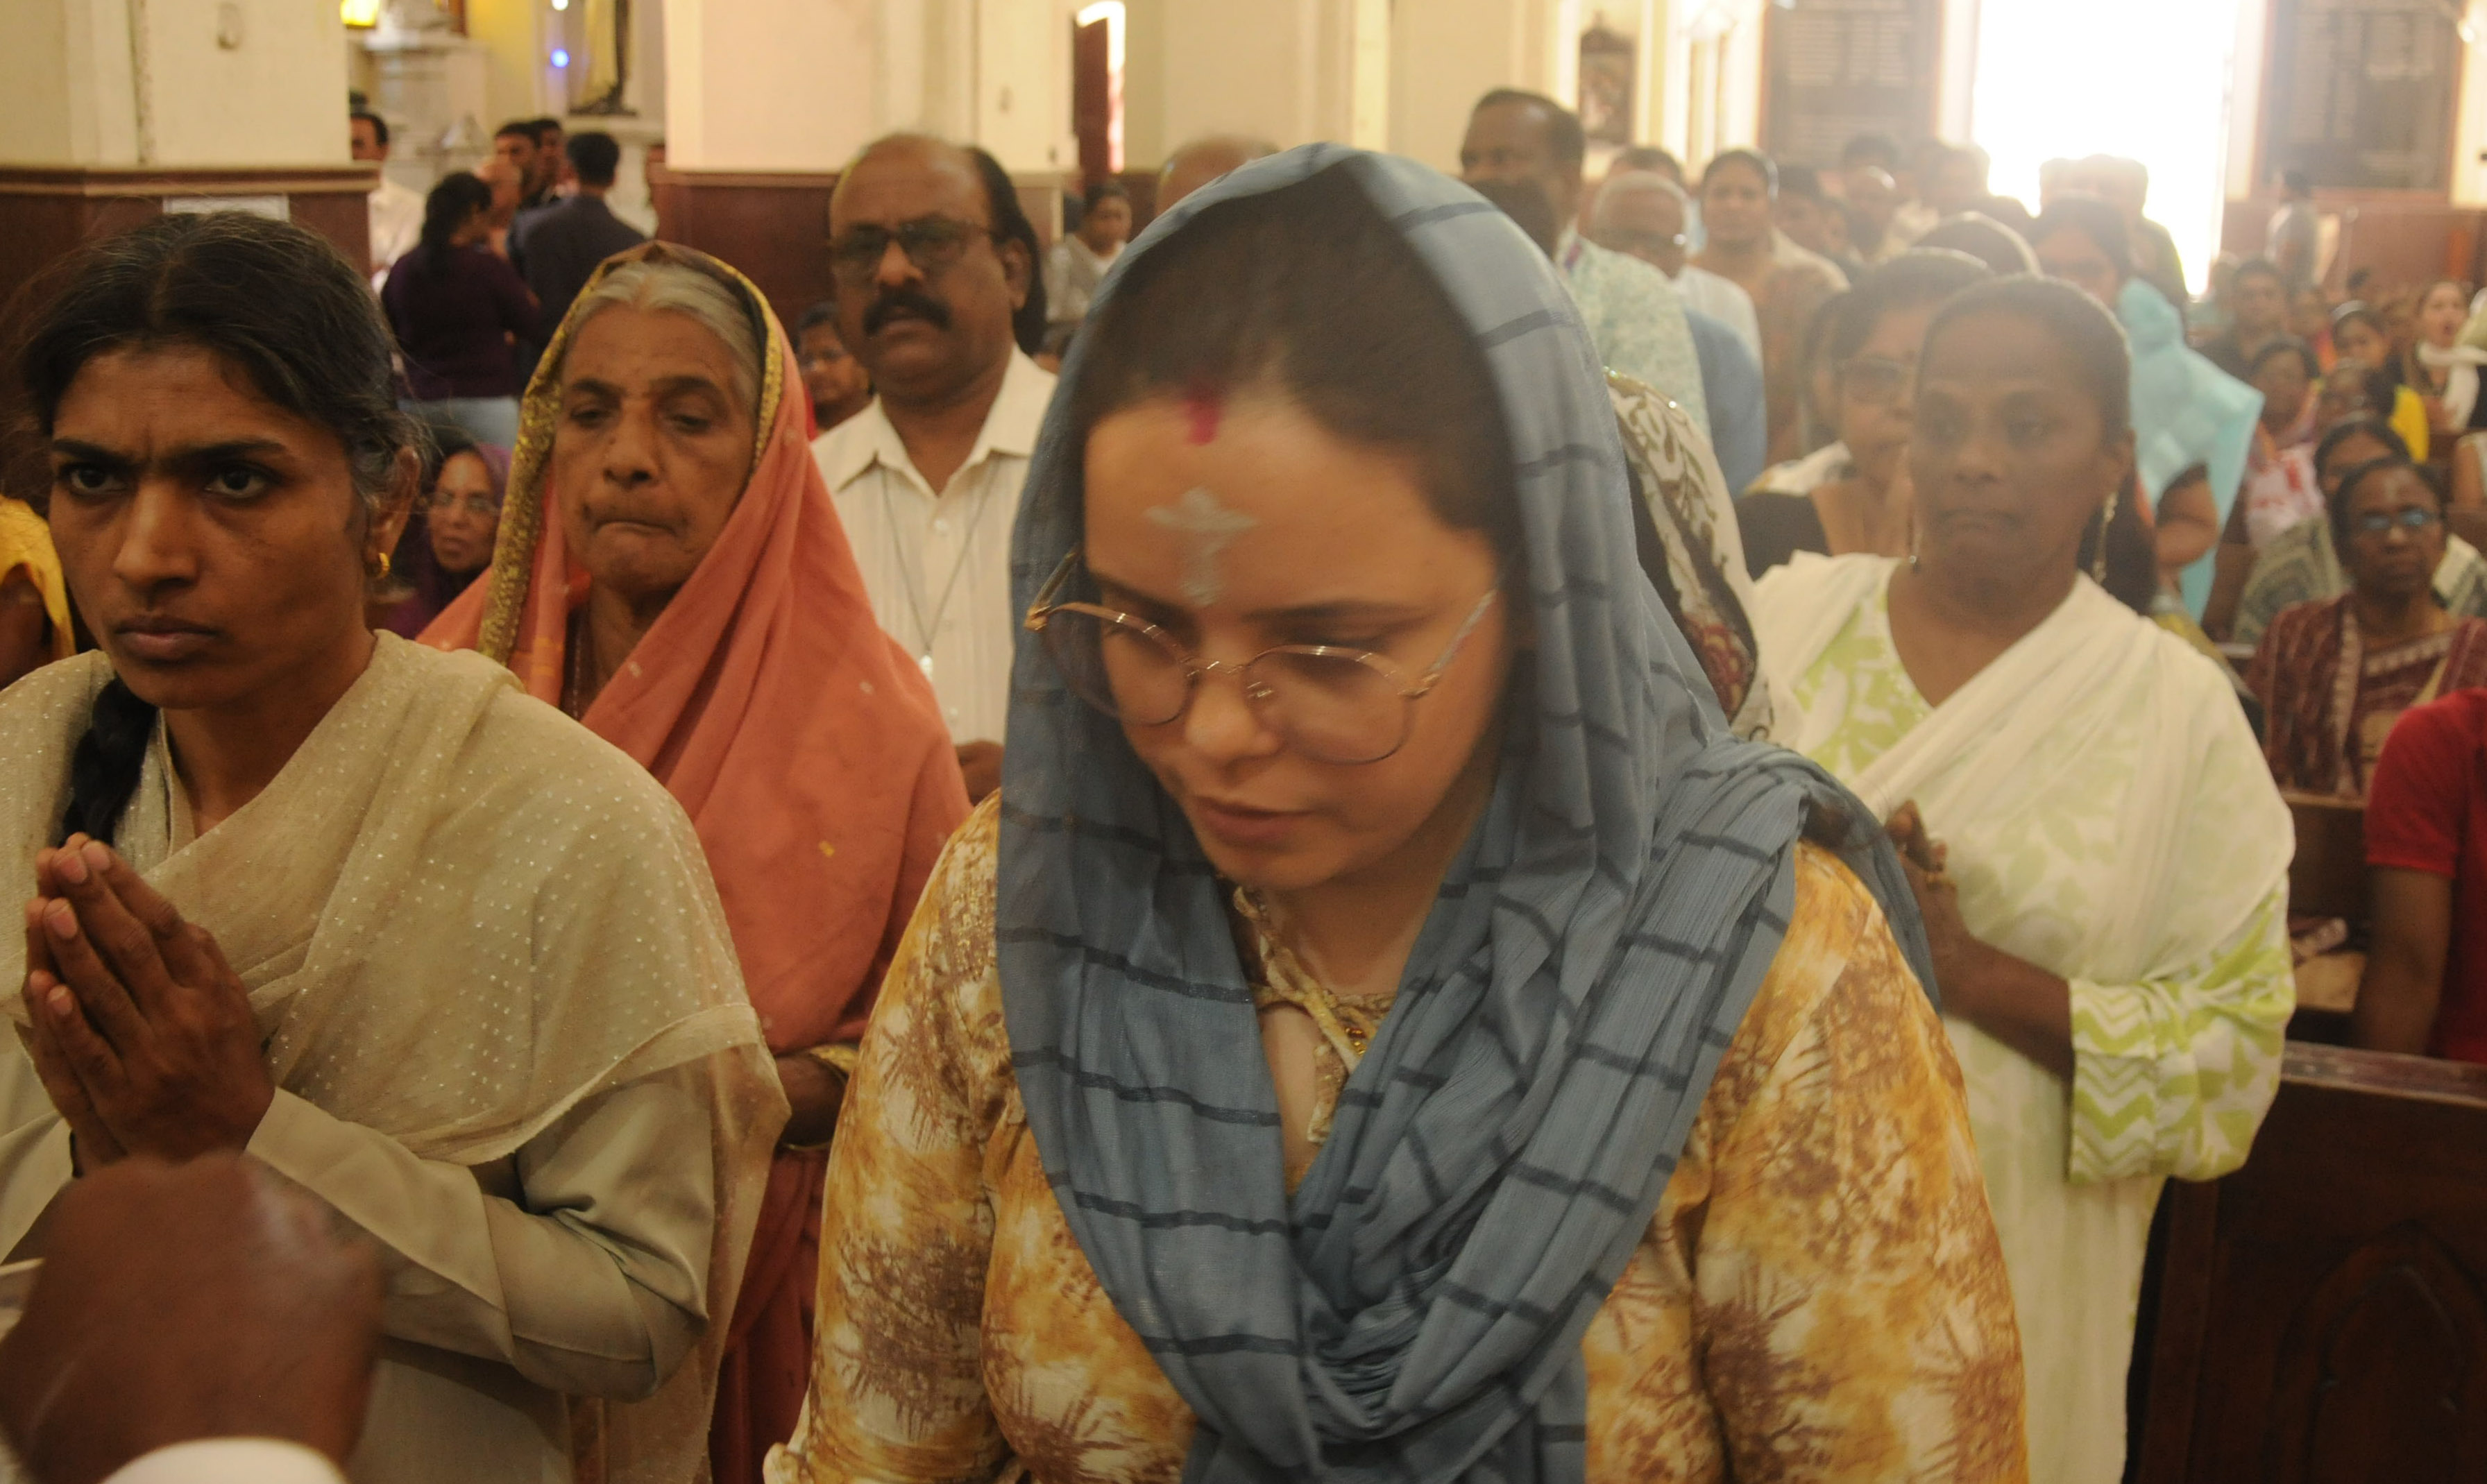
[1183, 384, 1223, 445]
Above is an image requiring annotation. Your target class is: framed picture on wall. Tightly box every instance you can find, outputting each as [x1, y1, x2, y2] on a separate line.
[1580, 25, 1635, 147]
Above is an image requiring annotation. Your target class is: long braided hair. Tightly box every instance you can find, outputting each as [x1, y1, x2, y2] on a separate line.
[12, 212, 416, 844]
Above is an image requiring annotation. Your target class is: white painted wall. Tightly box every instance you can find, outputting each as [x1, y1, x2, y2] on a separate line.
[1, 0, 348, 167]
[1389, 0, 1576, 171]
[666, 0, 878, 169]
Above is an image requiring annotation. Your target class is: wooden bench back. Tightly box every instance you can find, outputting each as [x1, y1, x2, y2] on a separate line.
[2284, 792, 2368, 924]
[2137, 1046, 2487, 1481]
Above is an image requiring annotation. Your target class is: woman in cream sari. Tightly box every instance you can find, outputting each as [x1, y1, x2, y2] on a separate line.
[0, 213, 782, 1483]
[1754, 277, 2295, 1484]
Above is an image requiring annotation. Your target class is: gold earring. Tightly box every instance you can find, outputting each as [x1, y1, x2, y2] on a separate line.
[2091, 491, 2116, 583]
[373, 550, 393, 581]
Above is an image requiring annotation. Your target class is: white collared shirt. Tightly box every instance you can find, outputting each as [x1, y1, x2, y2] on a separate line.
[814, 349, 1058, 745]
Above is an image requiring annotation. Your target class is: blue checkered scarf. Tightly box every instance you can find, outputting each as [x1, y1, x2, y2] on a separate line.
[997, 146, 1936, 1482]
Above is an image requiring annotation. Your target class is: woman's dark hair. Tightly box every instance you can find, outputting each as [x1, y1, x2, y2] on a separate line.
[969, 146, 1049, 355]
[1912, 214, 2038, 277]
[2332, 301, 2384, 341]
[1070, 164, 1517, 559]
[13, 211, 416, 844]
[2028, 196, 2134, 284]
[2328, 454, 2439, 551]
[2313, 416, 2409, 481]
[2248, 336, 2321, 382]
[416, 172, 494, 280]
[419, 420, 482, 491]
[1826, 250, 1994, 368]
[1700, 148, 1777, 198]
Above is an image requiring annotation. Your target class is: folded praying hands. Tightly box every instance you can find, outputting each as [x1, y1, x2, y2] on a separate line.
[19, 836, 273, 1170]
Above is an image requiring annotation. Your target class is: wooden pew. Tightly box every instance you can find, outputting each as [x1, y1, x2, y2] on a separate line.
[2285, 793, 2368, 1027]
[2135, 1044, 2487, 1482]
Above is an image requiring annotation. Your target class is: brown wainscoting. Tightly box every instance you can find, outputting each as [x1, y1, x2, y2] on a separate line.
[2135, 1043, 2487, 1483]
[651, 166, 1072, 332]
[650, 167, 839, 331]
[0, 166, 375, 327]
[2221, 193, 2487, 296]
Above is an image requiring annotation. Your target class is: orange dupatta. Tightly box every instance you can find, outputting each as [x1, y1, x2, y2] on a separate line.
[421, 242, 967, 1052]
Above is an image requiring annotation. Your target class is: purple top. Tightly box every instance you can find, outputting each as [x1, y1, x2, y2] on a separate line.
[382, 244, 540, 400]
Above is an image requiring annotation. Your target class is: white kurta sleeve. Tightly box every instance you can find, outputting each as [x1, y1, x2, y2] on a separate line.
[245, 1061, 718, 1400]
[104, 1440, 346, 1484]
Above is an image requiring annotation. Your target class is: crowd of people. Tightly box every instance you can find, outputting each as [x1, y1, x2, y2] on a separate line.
[4, 84, 2487, 1484]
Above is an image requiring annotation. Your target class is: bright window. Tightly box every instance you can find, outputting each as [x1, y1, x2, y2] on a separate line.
[1971, 0, 2244, 296]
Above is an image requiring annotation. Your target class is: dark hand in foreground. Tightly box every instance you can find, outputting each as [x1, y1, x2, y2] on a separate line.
[1885, 801, 1985, 1006]
[19, 837, 273, 1168]
[0, 1153, 382, 1484]
[774, 1052, 851, 1148]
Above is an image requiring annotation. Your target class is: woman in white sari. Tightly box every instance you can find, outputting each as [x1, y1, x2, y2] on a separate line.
[0, 214, 782, 1483]
[1753, 277, 2294, 1484]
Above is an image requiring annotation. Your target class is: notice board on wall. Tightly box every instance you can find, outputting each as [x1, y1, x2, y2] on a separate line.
[1762, 0, 1942, 169]
[2262, 0, 2459, 192]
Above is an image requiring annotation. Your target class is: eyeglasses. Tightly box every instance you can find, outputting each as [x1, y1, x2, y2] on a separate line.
[2351, 507, 2441, 536]
[1022, 551, 1501, 766]
[424, 491, 500, 518]
[1837, 355, 1915, 408]
[826, 216, 1000, 285]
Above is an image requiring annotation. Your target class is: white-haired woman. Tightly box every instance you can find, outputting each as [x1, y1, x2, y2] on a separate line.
[423, 241, 969, 1479]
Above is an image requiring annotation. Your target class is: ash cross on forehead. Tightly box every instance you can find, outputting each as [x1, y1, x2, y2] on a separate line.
[1148, 486, 1257, 607]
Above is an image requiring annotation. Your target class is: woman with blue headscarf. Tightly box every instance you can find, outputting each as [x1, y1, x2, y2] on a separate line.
[764, 150, 2023, 1483]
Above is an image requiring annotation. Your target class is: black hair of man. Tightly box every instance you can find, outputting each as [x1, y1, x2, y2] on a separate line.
[1469, 178, 1559, 257]
[1472, 88, 1586, 173]
[1779, 164, 1827, 205]
[2247, 336, 2322, 382]
[2232, 257, 2285, 291]
[967, 145, 1050, 355]
[351, 110, 389, 148]
[566, 131, 622, 188]
[797, 300, 842, 335]
[1086, 179, 1131, 205]
[2282, 168, 2312, 196]
[1842, 132, 1902, 171]
[494, 119, 538, 143]
[529, 117, 563, 144]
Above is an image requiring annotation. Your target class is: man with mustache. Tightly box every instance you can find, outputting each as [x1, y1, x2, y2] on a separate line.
[813, 134, 1053, 804]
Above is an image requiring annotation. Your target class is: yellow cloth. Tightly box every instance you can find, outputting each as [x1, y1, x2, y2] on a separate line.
[0, 637, 787, 1484]
[766, 802, 2030, 1483]
[0, 498, 71, 663]
[2393, 384, 2432, 463]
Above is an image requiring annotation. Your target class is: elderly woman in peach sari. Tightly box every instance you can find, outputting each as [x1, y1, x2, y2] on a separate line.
[423, 241, 969, 1482]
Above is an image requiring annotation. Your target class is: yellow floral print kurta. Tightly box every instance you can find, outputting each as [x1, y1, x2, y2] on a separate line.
[766, 801, 2028, 1483]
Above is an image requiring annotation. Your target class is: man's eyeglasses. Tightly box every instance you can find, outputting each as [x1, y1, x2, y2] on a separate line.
[424, 492, 501, 518]
[1837, 355, 1915, 408]
[2351, 506, 2441, 537]
[826, 217, 1001, 285]
[1022, 551, 1500, 766]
